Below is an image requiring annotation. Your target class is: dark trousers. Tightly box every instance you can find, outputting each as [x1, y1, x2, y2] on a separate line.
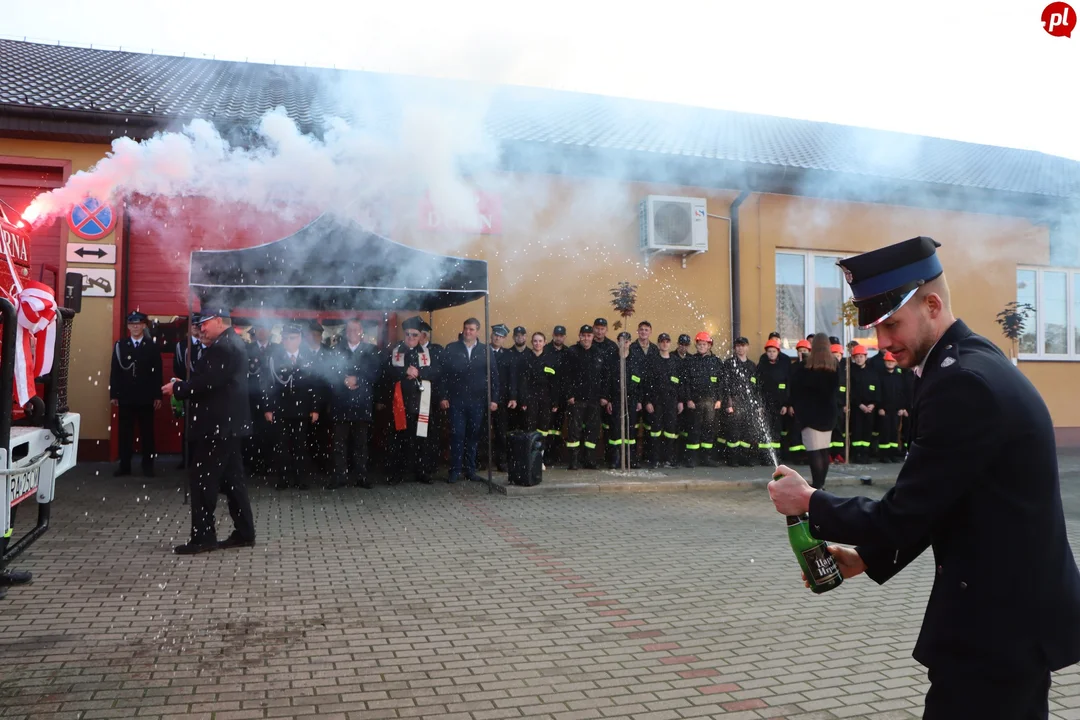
[245, 399, 274, 474]
[333, 420, 369, 486]
[687, 397, 717, 463]
[649, 395, 679, 466]
[118, 404, 155, 472]
[486, 403, 510, 469]
[524, 393, 553, 436]
[307, 417, 332, 475]
[391, 414, 432, 483]
[545, 407, 566, 464]
[923, 665, 1050, 719]
[189, 435, 255, 544]
[760, 404, 784, 460]
[852, 408, 874, 459]
[275, 418, 310, 488]
[606, 398, 639, 467]
[449, 401, 485, 478]
[567, 401, 602, 462]
[875, 411, 899, 457]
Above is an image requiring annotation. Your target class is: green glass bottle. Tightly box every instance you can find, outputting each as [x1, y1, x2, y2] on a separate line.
[786, 514, 843, 594]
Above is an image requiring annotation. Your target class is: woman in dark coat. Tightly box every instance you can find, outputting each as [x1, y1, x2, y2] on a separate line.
[788, 333, 840, 489]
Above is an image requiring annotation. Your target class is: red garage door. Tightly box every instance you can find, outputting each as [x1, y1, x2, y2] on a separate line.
[0, 160, 65, 292]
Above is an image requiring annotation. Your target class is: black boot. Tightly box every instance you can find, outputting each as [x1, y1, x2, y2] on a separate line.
[684, 448, 697, 468]
[567, 446, 579, 470]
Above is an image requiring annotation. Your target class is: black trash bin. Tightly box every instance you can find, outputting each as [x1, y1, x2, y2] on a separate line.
[508, 431, 544, 486]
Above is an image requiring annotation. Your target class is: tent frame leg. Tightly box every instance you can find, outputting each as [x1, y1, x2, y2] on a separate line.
[485, 294, 494, 494]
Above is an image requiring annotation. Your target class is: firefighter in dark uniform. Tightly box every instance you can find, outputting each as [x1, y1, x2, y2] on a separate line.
[110, 311, 163, 478]
[520, 331, 560, 444]
[629, 321, 660, 465]
[302, 321, 333, 477]
[162, 308, 256, 554]
[603, 331, 644, 468]
[508, 325, 530, 432]
[644, 333, 684, 468]
[387, 316, 439, 484]
[755, 337, 790, 465]
[874, 350, 907, 462]
[564, 325, 607, 470]
[544, 325, 570, 466]
[672, 334, 693, 464]
[263, 324, 324, 490]
[591, 318, 620, 452]
[722, 336, 758, 467]
[485, 324, 517, 472]
[245, 317, 282, 476]
[830, 339, 847, 460]
[770, 236, 1080, 719]
[683, 332, 722, 468]
[847, 344, 879, 463]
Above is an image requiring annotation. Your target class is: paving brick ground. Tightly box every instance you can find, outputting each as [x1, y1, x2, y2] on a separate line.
[1, 453, 1079, 719]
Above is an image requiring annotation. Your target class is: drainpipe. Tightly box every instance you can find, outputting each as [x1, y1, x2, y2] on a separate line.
[729, 191, 750, 342]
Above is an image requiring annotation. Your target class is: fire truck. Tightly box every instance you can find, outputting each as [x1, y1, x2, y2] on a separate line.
[0, 204, 80, 598]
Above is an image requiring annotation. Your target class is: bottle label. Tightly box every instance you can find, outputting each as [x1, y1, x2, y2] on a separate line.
[801, 545, 842, 585]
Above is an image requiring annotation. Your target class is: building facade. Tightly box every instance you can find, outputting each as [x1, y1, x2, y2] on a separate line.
[1, 38, 1077, 455]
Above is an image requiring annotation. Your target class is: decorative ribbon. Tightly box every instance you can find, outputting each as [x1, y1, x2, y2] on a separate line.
[13, 281, 58, 408]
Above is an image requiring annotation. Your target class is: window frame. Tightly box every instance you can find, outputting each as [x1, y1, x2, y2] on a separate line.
[1016, 265, 1080, 362]
[774, 249, 878, 354]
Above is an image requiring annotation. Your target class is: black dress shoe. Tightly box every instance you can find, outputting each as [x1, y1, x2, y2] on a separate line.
[173, 540, 217, 555]
[218, 533, 255, 550]
[0, 569, 32, 586]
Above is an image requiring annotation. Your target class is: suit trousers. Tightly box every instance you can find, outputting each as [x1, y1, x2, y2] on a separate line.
[449, 401, 485, 478]
[391, 414, 431, 483]
[276, 418, 311, 488]
[333, 420, 369, 485]
[923, 664, 1050, 719]
[189, 435, 255, 544]
[118, 404, 155, 471]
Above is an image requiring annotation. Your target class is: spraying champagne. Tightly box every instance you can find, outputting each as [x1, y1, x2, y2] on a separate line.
[774, 471, 843, 593]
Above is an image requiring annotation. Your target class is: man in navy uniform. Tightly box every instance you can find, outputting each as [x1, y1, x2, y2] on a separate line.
[110, 311, 163, 477]
[769, 236, 1080, 719]
[263, 323, 324, 490]
[162, 307, 256, 554]
[440, 318, 499, 483]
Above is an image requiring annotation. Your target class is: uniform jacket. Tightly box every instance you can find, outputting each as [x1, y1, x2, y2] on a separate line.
[440, 340, 499, 405]
[685, 352, 724, 401]
[174, 338, 203, 379]
[520, 348, 561, 405]
[564, 342, 607, 404]
[755, 357, 791, 410]
[849, 362, 881, 409]
[247, 341, 284, 410]
[173, 329, 251, 438]
[490, 347, 518, 404]
[605, 349, 648, 405]
[807, 320, 1080, 673]
[645, 353, 685, 405]
[262, 348, 326, 420]
[723, 356, 758, 410]
[878, 366, 910, 413]
[110, 335, 163, 406]
[329, 341, 383, 423]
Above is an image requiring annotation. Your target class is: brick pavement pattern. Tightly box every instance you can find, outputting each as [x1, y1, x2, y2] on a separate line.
[1, 456, 1079, 719]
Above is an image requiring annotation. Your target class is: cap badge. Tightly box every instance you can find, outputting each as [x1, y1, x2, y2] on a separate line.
[941, 357, 956, 368]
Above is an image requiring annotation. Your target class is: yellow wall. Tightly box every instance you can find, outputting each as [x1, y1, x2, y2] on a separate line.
[0, 138, 115, 441]
[2, 141, 1076, 435]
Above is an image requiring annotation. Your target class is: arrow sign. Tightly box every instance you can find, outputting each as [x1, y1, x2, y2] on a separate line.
[66, 242, 116, 265]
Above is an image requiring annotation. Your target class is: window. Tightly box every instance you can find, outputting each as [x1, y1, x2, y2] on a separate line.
[775, 250, 879, 353]
[1016, 266, 1080, 360]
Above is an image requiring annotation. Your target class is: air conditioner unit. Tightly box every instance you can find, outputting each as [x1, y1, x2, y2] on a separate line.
[639, 196, 708, 261]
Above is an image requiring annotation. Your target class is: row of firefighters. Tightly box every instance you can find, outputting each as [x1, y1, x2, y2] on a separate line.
[110, 311, 914, 487]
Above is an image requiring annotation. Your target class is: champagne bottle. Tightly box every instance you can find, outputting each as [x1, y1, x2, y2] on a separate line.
[786, 514, 843, 594]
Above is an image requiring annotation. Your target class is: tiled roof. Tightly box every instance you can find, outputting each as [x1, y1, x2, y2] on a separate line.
[2, 38, 1079, 201]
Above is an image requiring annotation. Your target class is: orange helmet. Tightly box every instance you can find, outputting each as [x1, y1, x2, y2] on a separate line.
[694, 331, 712, 344]
[795, 339, 811, 350]
[852, 345, 867, 356]
[764, 338, 780, 350]
[830, 344, 843, 354]
[884, 351, 896, 362]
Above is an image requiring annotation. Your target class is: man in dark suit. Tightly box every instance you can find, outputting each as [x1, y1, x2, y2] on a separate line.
[328, 318, 382, 489]
[110, 311, 163, 477]
[439, 317, 499, 483]
[263, 323, 324, 490]
[769, 237, 1080, 719]
[173, 315, 204, 470]
[245, 317, 282, 476]
[162, 308, 255, 555]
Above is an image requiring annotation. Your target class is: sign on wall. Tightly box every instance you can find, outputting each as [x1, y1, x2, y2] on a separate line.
[66, 242, 116, 264]
[418, 190, 501, 235]
[68, 197, 117, 241]
[78, 268, 115, 298]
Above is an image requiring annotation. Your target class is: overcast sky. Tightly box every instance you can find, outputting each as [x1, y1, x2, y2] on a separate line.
[5, 0, 1078, 160]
